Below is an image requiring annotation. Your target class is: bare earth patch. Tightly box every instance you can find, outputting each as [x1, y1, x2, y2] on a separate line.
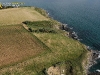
[47, 66, 61, 75]
[0, 25, 44, 67]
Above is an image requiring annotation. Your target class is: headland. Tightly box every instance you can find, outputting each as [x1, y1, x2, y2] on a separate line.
[0, 5, 97, 75]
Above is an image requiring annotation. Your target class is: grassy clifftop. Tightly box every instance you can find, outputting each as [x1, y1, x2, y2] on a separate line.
[0, 7, 88, 75]
[23, 20, 87, 75]
[0, 7, 48, 25]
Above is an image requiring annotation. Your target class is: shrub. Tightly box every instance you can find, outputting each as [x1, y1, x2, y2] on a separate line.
[28, 28, 33, 32]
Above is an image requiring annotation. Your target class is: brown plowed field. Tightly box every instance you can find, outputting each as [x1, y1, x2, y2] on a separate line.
[0, 25, 44, 67]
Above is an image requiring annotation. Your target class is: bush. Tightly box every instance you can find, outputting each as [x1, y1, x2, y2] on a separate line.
[28, 28, 33, 32]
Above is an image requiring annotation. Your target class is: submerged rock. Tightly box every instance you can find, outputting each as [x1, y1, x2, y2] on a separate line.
[88, 72, 100, 75]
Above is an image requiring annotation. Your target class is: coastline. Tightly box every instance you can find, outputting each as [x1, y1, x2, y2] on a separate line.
[59, 21, 100, 75]
[23, 7, 90, 75]
[39, 7, 90, 75]
[59, 23, 92, 75]
[87, 50, 100, 75]
[42, 8, 100, 75]
[28, 6, 100, 75]
[0, 6, 99, 75]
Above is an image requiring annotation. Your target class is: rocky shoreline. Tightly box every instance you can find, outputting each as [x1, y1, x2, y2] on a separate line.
[60, 24, 100, 75]
[60, 24, 79, 40]
[43, 8, 100, 75]
[87, 49, 100, 75]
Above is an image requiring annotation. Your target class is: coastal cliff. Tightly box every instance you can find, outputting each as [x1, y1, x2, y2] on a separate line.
[0, 6, 90, 75]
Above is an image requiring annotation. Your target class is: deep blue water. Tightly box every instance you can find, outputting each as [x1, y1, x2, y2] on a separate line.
[1, 0, 100, 72]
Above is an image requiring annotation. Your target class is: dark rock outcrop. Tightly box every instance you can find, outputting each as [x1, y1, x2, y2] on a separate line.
[88, 72, 100, 75]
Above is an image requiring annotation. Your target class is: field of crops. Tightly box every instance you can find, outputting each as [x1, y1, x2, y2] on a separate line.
[0, 25, 46, 68]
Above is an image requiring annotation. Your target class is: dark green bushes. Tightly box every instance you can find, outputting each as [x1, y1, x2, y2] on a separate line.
[28, 27, 56, 33]
[23, 21, 53, 28]
[23, 21, 56, 33]
[28, 28, 33, 32]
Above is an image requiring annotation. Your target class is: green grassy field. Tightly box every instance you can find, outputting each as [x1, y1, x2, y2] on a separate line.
[23, 20, 88, 75]
[0, 7, 88, 75]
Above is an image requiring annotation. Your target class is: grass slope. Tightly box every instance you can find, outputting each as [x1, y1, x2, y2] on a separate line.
[23, 21, 87, 75]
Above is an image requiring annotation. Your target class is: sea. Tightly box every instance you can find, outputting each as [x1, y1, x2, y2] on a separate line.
[0, 0, 100, 72]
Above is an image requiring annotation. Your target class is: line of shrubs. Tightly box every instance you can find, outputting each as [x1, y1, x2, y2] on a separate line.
[28, 28, 56, 33]
[0, 6, 14, 9]
[23, 21, 53, 28]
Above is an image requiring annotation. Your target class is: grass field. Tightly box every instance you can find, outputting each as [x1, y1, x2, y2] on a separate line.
[0, 7, 88, 75]
[25, 21, 87, 75]
[0, 7, 48, 25]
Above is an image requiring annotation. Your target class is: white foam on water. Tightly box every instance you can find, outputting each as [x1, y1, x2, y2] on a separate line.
[96, 69, 100, 72]
[98, 54, 100, 58]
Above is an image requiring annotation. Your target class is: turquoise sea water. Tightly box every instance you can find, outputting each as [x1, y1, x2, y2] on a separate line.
[1, 0, 100, 72]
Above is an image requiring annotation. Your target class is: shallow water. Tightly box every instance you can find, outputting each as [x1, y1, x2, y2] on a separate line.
[1, 0, 100, 72]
